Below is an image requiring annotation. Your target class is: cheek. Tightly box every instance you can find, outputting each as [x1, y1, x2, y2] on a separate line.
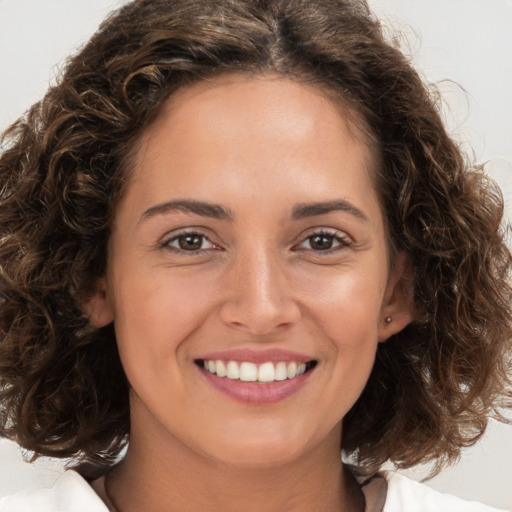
[109, 267, 218, 364]
[109, 271, 221, 420]
[302, 261, 386, 336]
[304, 263, 386, 394]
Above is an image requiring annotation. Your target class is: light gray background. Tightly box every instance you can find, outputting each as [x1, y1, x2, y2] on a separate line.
[1, 0, 511, 508]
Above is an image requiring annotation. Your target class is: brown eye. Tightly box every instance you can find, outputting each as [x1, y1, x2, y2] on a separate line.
[164, 232, 217, 252]
[178, 234, 204, 251]
[295, 230, 351, 253]
[308, 234, 335, 251]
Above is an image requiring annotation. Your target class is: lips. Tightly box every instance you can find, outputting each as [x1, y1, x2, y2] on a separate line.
[195, 349, 317, 404]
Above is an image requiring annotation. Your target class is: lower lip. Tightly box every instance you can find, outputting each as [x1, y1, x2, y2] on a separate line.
[198, 366, 314, 404]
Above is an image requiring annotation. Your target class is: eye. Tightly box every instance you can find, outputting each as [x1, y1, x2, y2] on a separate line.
[295, 230, 351, 252]
[163, 232, 218, 253]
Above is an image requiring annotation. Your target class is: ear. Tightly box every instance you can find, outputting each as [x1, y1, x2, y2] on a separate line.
[81, 278, 114, 328]
[378, 252, 415, 342]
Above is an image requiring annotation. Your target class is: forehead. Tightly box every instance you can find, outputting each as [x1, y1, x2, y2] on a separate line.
[122, 73, 382, 224]
[135, 73, 377, 175]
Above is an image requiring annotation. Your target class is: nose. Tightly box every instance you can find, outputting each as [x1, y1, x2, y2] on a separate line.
[218, 248, 301, 335]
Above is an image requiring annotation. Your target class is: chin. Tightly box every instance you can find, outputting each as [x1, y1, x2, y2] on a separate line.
[200, 423, 321, 469]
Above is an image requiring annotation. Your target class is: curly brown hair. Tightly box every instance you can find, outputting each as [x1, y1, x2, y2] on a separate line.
[0, 0, 511, 476]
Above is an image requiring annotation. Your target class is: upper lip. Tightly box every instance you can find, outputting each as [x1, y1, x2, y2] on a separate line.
[196, 348, 314, 364]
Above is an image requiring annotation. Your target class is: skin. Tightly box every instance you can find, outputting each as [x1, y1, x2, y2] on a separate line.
[88, 74, 413, 512]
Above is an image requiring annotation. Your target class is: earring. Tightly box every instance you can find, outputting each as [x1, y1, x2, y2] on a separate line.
[385, 316, 392, 325]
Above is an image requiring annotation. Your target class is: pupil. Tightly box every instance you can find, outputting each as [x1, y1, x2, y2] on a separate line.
[311, 235, 333, 250]
[179, 234, 202, 250]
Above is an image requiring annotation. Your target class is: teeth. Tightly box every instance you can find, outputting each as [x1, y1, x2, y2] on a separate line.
[216, 360, 226, 377]
[258, 362, 275, 382]
[275, 362, 288, 381]
[240, 362, 258, 382]
[201, 359, 313, 383]
[287, 361, 297, 379]
[226, 361, 239, 379]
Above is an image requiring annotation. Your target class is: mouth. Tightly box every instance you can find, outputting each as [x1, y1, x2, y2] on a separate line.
[194, 359, 318, 383]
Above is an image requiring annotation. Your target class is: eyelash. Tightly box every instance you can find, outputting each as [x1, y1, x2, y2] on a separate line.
[160, 229, 352, 256]
[294, 229, 352, 253]
[161, 231, 219, 255]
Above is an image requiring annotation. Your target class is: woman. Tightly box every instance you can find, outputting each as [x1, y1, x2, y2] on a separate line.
[0, 0, 510, 510]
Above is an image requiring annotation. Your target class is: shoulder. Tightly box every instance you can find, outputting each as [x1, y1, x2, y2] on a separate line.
[376, 471, 508, 512]
[0, 470, 108, 512]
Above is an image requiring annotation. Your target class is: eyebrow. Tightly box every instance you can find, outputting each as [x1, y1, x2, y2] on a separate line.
[291, 200, 369, 222]
[140, 198, 368, 223]
[140, 199, 234, 223]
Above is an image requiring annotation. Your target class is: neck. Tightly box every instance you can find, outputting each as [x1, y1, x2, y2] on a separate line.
[105, 404, 364, 512]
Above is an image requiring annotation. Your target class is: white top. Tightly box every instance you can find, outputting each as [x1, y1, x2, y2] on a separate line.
[0, 469, 507, 512]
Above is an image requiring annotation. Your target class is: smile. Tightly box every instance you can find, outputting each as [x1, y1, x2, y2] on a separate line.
[197, 359, 317, 383]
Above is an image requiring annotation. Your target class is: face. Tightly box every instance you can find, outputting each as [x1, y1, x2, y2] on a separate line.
[89, 74, 412, 468]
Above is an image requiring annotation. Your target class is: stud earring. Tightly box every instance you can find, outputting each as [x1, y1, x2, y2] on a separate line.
[385, 316, 392, 324]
